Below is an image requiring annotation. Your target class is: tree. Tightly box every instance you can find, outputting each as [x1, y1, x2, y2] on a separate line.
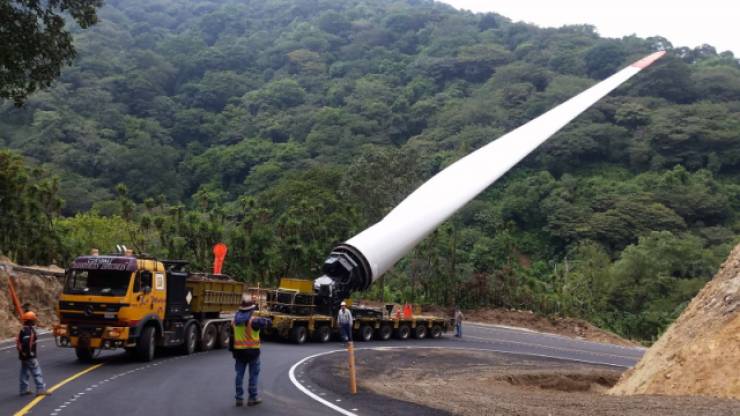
[0, 0, 103, 105]
[584, 42, 626, 79]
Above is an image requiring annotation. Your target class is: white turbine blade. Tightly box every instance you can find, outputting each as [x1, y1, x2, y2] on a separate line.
[347, 51, 666, 281]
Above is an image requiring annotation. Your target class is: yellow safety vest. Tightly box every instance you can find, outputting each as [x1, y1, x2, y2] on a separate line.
[233, 316, 260, 349]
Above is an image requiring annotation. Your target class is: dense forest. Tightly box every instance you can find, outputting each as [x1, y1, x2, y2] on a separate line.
[1, 0, 739, 341]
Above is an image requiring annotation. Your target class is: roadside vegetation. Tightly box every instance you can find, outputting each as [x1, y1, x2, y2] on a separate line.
[1, 0, 739, 342]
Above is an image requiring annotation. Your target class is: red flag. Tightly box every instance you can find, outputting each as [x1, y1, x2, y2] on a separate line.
[7, 273, 23, 320]
[213, 243, 228, 275]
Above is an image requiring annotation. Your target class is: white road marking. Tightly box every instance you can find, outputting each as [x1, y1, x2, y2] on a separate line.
[289, 348, 359, 416]
[460, 334, 639, 361]
[466, 323, 647, 351]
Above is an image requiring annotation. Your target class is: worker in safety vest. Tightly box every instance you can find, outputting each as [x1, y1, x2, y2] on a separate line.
[229, 294, 271, 407]
[17, 311, 50, 396]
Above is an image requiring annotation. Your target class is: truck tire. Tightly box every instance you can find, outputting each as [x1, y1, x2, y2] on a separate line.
[377, 324, 392, 341]
[394, 324, 410, 340]
[290, 325, 307, 344]
[359, 325, 373, 342]
[312, 325, 331, 343]
[413, 324, 427, 339]
[137, 326, 157, 362]
[216, 323, 230, 349]
[199, 324, 217, 351]
[75, 347, 95, 363]
[430, 324, 443, 339]
[182, 324, 198, 355]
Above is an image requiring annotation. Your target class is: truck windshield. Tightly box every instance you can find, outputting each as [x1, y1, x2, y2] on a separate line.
[64, 269, 132, 296]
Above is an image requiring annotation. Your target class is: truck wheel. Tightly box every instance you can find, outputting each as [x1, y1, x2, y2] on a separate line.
[216, 324, 230, 349]
[137, 326, 156, 362]
[199, 324, 217, 351]
[75, 347, 95, 363]
[413, 324, 428, 339]
[377, 324, 392, 341]
[359, 325, 373, 342]
[395, 324, 410, 340]
[181, 324, 198, 355]
[312, 325, 331, 343]
[430, 324, 443, 339]
[290, 326, 307, 344]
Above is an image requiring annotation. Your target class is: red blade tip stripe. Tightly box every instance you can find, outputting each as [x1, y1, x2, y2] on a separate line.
[631, 51, 667, 69]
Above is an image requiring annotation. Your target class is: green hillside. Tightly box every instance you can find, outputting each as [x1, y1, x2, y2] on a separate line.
[1, 0, 739, 340]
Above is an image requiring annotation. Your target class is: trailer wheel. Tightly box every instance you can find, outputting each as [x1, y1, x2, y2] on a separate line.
[312, 325, 331, 343]
[290, 325, 307, 344]
[138, 326, 157, 361]
[216, 323, 230, 349]
[394, 324, 410, 340]
[413, 324, 428, 339]
[75, 347, 95, 363]
[377, 324, 392, 341]
[180, 324, 198, 355]
[430, 324, 443, 339]
[359, 325, 374, 342]
[199, 324, 217, 351]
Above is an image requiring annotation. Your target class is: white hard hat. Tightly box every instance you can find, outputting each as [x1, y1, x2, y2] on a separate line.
[340, 301, 347, 306]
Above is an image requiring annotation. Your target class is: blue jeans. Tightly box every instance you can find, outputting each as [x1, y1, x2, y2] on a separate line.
[455, 323, 462, 337]
[339, 323, 352, 342]
[20, 359, 45, 393]
[235, 356, 260, 400]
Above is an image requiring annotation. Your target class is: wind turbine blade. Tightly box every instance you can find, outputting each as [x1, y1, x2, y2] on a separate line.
[316, 51, 666, 303]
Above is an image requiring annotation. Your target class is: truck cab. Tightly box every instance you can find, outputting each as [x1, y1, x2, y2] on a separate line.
[55, 255, 167, 361]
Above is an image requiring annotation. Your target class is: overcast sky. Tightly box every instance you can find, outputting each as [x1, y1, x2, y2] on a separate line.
[439, 0, 739, 56]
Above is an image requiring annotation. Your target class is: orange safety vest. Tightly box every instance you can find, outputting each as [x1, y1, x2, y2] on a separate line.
[232, 316, 260, 349]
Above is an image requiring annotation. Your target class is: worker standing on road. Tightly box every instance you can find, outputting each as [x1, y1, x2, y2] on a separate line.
[454, 307, 464, 337]
[337, 301, 353, 342]
[17, 311, 50, 397]
[230, 295, 271, 407]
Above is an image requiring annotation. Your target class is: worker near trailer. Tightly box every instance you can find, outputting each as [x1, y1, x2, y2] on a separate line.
[337, 301, 353, 342]
[229, 295, 271, 407]
[17, 310, 50, 396]
[454, 307, 464, 338]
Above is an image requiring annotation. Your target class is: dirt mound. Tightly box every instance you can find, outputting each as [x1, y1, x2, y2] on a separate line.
[610, 243, 740, 399]
[462, 308, 637, 347]
[0, 262, 63, 339]
[501, 371, 618, 393]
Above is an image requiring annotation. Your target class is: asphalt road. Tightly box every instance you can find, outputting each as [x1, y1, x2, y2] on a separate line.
[0, 323, 645, 416]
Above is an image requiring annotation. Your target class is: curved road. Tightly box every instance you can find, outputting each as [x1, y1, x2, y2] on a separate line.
[1, 324, 644, 416]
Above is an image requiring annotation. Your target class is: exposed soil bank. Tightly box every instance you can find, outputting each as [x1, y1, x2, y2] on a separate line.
[611, 243, 740, 399]
[0, 262, 63, 339]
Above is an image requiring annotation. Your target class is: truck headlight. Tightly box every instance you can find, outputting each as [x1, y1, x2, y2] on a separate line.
[103, 327, 127, 339]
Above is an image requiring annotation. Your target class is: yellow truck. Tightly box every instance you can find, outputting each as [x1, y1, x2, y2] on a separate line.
[250, 278, 452, 344]
[54, 255, 244, 362]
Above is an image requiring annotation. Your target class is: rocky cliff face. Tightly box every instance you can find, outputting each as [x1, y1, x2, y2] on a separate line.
[610, 243, 740, 399]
